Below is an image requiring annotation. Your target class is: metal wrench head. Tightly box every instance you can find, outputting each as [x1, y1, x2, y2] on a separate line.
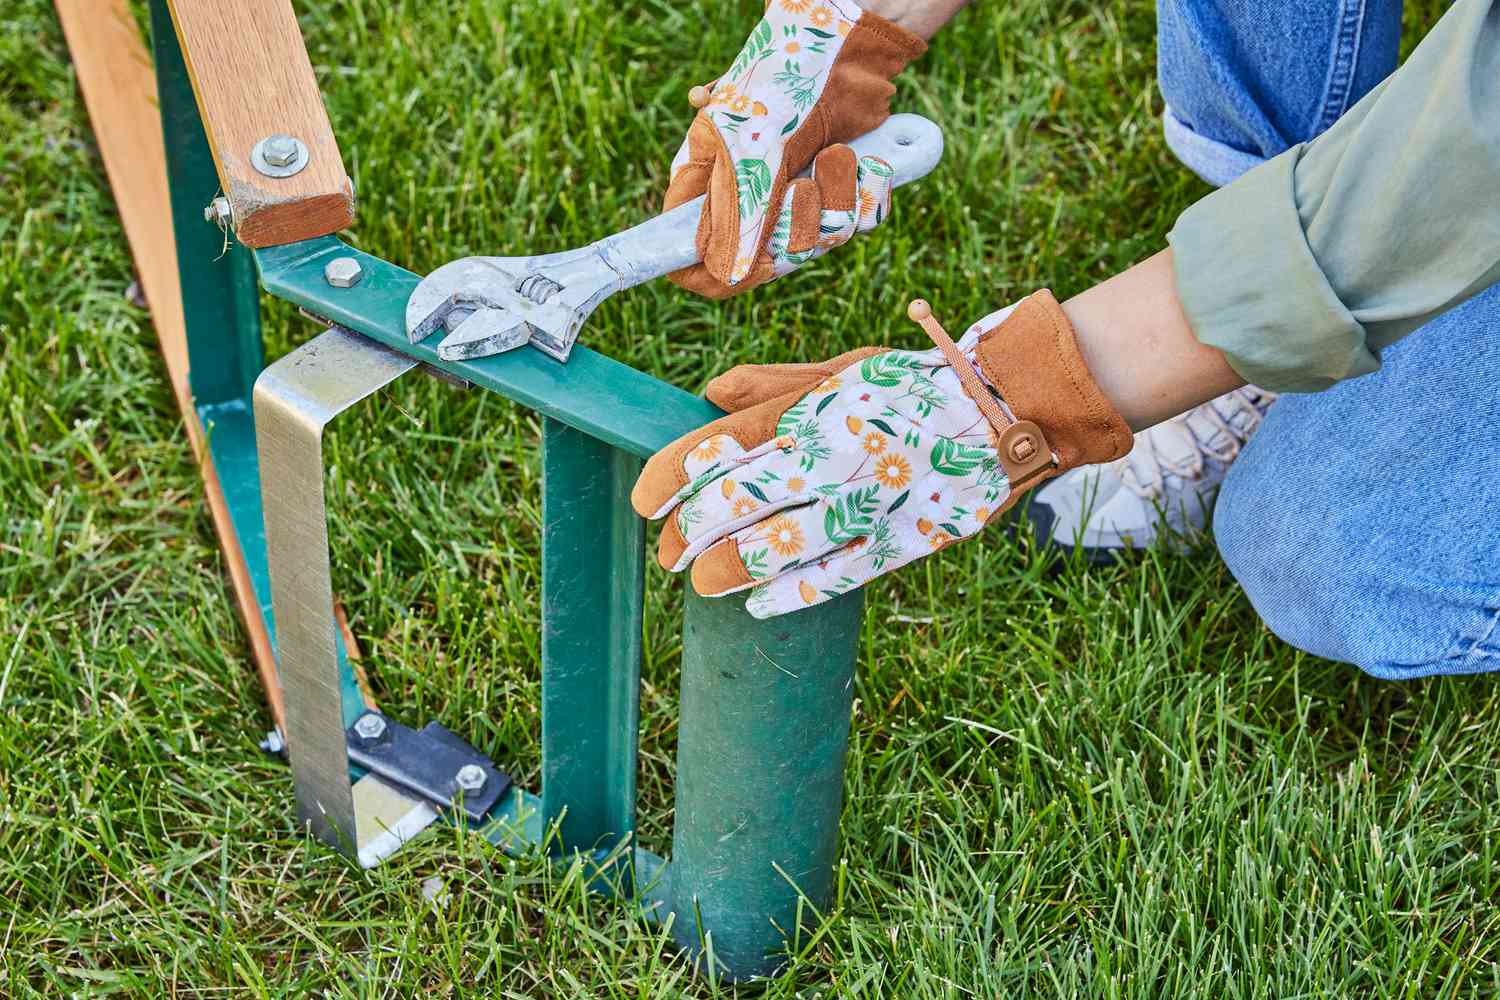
[404, 249, 623, 363]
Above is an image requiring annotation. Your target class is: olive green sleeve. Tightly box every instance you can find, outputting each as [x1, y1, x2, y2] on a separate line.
[1168, 0, 1500, 392]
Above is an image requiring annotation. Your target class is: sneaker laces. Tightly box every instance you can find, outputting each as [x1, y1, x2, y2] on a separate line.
[1121, 386, 1278, 500]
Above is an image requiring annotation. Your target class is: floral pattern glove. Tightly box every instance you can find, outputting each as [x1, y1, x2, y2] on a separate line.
[664, 0, 925, 299]
[631, 291, 1136, 618]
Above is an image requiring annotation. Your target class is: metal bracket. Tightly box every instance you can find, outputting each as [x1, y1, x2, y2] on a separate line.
[347, 710, 511, 822]
[255, 325, 429, 863]
[260, 713, 512, 824]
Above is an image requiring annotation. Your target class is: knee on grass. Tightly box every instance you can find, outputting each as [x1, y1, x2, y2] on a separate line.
[1213, 445, 1500, 681]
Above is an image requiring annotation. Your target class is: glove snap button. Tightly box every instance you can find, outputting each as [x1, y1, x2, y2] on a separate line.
[997, 420, 1054, 489]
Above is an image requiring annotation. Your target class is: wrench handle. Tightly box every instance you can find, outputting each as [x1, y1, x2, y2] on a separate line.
[592, 113, 944, 289]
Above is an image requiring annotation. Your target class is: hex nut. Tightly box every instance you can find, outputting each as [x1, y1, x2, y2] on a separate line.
[203, 196, 232, 226]
[455, 764, 487, 793]
[353, 713, 387, 740]
[324, 257, 364, 289]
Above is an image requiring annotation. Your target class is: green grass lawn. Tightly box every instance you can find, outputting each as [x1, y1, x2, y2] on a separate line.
[5, 0, 1500, 995]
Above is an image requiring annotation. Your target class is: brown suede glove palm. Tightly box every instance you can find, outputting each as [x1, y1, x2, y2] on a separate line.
[665, 0, 925, 299]
[631, 291, 1134, 617]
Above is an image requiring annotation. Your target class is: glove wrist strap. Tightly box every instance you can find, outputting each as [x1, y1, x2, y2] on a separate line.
[906, 299, 1057, 493]
[973, 290, 1133, 472]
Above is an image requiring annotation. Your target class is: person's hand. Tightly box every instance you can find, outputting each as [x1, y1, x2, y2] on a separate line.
[665, 0, 926, 299]
[630, 291, 1134, 617]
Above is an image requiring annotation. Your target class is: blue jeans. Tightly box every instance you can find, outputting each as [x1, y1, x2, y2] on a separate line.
[1159, 1, 1500, 678]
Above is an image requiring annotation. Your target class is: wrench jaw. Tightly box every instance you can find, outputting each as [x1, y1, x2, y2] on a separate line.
[524, 322, 580, 363]
[405, 253, 622, 363]
[404, 257, 512, 346]
[407, 115, 947, 363]
[435, 306, 532, 361]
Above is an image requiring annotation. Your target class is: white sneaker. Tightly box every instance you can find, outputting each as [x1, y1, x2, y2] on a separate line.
[1025, 386, 1278, 557]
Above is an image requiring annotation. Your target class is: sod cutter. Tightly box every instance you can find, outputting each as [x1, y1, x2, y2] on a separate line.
[404, 113, 944, 362]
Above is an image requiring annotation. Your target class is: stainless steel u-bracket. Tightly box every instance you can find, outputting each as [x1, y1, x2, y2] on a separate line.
[253, 326, 432, 865]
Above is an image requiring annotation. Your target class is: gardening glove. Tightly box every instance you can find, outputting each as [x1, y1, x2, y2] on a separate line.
[665, 0, 926, 298]
[630, 290, 1134, 617]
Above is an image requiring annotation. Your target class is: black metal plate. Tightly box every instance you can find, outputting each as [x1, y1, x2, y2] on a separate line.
[345, 712, 511, 822]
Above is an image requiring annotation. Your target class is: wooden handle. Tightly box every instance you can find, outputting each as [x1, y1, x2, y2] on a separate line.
[166, 0, 353, 247]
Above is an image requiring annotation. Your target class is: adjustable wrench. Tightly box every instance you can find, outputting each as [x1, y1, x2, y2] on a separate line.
[404, 113, 944, 363]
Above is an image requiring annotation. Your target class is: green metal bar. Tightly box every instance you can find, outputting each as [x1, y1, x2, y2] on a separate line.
[253, 238, 720, 458]
[540, 420, 644, 870]
[149, 0, 263, 408]
[663, 588, 866, 979]
[152, 1, 366, 729]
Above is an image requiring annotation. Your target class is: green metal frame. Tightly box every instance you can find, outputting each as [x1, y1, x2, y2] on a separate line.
[150, 0, 865, 979]
[149, 0, 365, 727]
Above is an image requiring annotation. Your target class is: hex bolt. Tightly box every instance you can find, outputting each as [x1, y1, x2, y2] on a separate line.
[324, 257, 364, 289]
[203, 196, 231, 226]
[251, 134, 310, 178]
[455, 764, 487, 793]
[353, 713, 387, 741]
[261, 134, 302, 167]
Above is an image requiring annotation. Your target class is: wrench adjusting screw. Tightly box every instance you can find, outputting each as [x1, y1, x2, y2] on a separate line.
[516, 273, 563, 305]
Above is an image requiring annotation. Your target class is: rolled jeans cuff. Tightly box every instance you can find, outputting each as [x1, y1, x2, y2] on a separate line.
[1162, 104, 1270, 187]
[1167, 146, 1380, 393]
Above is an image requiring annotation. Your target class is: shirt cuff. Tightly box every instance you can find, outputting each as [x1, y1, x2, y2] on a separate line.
[1167, 146, 1381, 393]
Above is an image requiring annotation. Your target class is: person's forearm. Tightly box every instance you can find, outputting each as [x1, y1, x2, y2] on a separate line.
[1170, 0, 1500, 392]
[859, 0, 969, 40]
[1062, 249, 1244, 431]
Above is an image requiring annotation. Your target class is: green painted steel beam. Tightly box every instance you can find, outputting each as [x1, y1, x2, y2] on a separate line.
[253, 238, 722, 457]
[151, 0, 367, 730]
[541, 420, 644, 875]
[149, 0, 263, 408]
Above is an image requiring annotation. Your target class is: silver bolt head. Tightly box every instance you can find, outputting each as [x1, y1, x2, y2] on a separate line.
[455, 764, 487, 793]
[353, 713, 387, 740]
[324, 256, 364, 289]
[203, 196, 231, 225]
[251, 135, 309, 178]
[262, 134, 301, 167]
